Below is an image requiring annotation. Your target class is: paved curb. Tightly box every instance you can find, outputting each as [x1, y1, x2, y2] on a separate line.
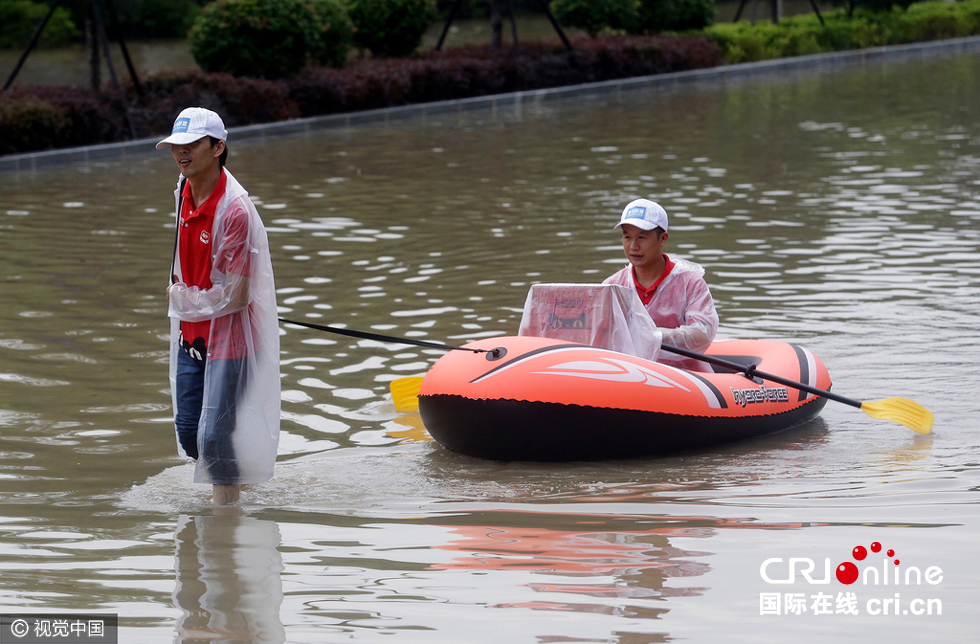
[4, 34, 980, 174]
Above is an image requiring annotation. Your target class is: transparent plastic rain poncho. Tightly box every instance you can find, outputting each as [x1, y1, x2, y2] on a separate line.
[603, 257, 719, 371]
[168, 170, 280, 484]
[518, 284, 663, 362]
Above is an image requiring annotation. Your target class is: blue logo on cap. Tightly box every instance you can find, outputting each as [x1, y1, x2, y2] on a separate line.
[172, 117, 190, 134]
[625, 206, 647, 220]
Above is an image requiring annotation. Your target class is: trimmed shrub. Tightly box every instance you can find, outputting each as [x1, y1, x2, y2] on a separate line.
[705, 1, 980, 64]
[309, 0, 356, 67]
[348, 0, 437, 58]
[0, 86, 129, 152]
[892, 1, 980, 41]
[550, 0, 638, 37]
[634, 0, 714, 34]
[130, 70, 300, 130]
[707, 11, 870, 63]
[0, 98, 70, 155]
[189, 0, 352, 78]
[707, 19, 836, 62]
[5, 1, 980, 156]
[189, 0, 311, 78]
[0, 0, 79, 48]
[125, 0, 204, 38]
[833, 0, 917, 16]
[288, 34, 723, 113]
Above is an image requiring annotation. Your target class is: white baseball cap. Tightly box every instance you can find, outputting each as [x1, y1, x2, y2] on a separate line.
[614, 198, 668, 232]
[155, 107, 228, 150]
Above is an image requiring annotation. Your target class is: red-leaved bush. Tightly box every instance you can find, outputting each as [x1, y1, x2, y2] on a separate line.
[1, 35, 722, 155]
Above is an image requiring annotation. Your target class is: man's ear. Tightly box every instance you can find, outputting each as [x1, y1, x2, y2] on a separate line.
[212, 140, 226, 158]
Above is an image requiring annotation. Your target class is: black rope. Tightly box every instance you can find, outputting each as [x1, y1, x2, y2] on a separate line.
[279, 317, 488, 353]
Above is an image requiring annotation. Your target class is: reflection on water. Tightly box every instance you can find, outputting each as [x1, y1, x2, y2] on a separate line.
[1, 48, 979, 642]
[173, 513, 284, 643]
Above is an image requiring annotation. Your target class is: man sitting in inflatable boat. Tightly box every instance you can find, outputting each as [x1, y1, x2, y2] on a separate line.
[519, 199, 719, 372]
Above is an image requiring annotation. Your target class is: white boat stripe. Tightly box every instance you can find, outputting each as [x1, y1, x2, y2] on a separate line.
[802, 346, 818, 400]
[662, 367, 725, 410]
[469, 345, 604, 383]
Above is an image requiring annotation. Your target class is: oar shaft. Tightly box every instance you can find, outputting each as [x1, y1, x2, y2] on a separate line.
[661, 343, 864, 410]
[279, 317, 486, 354]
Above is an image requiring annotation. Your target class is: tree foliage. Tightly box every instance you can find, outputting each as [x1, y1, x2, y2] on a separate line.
[550, 0, 713, 36]
[189, 0, 353, 78]
[348, 0, 438, 58]
[0, 0, 78, 48]
[549, 0, 637, 37]
[635, 0, 713, 34]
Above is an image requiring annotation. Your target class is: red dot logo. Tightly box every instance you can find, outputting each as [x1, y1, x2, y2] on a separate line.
[887, 549, 895, 557]
[852, 546, 867, 561]
[894, 559, 901, 566]
[870, 542, 882, 553]
[836, 562, 859, 585]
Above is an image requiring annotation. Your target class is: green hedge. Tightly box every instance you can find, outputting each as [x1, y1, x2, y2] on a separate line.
[706, 0, 980, 63]
[1, 34, 721, 154]
[4, 1, 980, 156]
[0, 99, 70, 154]
[0, 86, 130, 155]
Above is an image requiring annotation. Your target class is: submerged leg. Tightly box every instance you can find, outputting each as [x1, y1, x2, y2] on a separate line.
[174, 349, 205, 459]
[212, 484, 241, 505]
[199, 357, 246, 487]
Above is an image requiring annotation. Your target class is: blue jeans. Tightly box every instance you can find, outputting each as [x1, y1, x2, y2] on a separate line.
[175, 348, 205, 460]
[175, 349, 245, 483]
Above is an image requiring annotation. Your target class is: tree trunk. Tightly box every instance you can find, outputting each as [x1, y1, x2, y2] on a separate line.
[490, 0, 503, 48]
[87, 13, 101, 90]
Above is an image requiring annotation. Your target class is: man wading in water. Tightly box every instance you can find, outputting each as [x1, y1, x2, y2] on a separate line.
[157, 107, 281, 505]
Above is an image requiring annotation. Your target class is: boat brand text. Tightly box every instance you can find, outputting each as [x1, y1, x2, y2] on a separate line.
[730, 385, 790, 407]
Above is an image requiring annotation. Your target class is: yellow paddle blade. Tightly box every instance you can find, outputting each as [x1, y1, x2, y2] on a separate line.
[860, 397, 933, 434]
[385, 411, 432, 442]
[390, 376, 424, 412]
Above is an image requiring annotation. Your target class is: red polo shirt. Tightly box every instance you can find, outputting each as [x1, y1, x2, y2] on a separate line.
[632, 254, 676, 305]
[178, 170, 251, 360]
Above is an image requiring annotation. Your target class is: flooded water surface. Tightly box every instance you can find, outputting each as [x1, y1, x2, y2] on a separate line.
[1, 50, 979, 642]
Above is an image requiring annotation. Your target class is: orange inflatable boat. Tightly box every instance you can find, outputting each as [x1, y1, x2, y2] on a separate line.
[418, 335, 831, 461]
